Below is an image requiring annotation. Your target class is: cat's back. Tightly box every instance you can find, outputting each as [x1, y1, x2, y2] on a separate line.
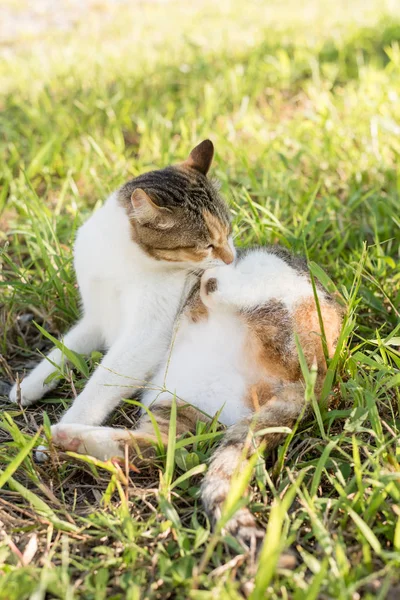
[234, 245, 314, 308]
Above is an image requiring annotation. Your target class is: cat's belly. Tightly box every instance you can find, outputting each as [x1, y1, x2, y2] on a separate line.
[142, 312, 252, 427]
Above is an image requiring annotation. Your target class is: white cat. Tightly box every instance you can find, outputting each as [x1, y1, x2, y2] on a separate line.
[9, 140, 235, 428]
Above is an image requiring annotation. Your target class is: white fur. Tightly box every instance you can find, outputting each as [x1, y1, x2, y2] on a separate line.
[142, 310, 252, 426]
[10, 191, 232, 428]
[201, 250, 316, 312]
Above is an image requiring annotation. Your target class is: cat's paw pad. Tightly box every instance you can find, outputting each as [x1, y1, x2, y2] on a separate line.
[35, 425, 85, 461]
[51, 424, 85, 453]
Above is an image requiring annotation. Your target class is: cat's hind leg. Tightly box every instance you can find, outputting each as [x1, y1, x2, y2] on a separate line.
[9, 318, 102, 406]
[201, 382, 306, 550]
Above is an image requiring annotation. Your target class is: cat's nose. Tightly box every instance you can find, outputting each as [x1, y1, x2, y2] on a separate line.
[205, 277, 218, 294]
[219, 246, 235, 265]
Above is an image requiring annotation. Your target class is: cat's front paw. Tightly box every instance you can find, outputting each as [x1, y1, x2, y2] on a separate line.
[9, 381, 23, 404]
[35, 424, 85, 462]
[9, 378, 44, 407]
[50, 424, 86, 453]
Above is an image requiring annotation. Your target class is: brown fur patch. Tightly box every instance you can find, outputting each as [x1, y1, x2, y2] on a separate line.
[184, 283, 209, 323]
[242, 301, 299, 383]
[188, 297, 209, 323]
[139, 399, 206, 438]
[293, 297, 342, 375]
[203, 209, 229, 241]
[224, 381, 307, 450]
[242, 296, 342, 397]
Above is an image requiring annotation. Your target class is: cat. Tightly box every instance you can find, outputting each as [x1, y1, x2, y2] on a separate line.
[46, 246, 343, 547]
[9, 140, 235, 431]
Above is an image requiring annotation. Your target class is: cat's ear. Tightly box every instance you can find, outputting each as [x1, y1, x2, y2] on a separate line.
[183, 139, 214, 175]
[131, 189, 174, 229]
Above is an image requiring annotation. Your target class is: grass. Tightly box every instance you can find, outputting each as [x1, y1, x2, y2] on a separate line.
[1, 0, 400, 597]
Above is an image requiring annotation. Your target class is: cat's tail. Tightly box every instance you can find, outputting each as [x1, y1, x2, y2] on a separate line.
[201, 381, 307, 555]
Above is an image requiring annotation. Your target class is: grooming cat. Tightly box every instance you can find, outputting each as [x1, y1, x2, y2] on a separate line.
[9, 140, 235, 429]
[47, 246, 342, 546]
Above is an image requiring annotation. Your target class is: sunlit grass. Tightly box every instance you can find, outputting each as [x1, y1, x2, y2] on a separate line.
[0, 0, 400, 597]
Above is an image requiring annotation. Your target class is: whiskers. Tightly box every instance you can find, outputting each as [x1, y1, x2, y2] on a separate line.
[186, 255, 236, 278]
[188, 267, 204, 277]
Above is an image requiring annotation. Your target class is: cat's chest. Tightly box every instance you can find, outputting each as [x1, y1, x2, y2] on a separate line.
[93, 272, 187, 347]
[74, 194, 191, 345]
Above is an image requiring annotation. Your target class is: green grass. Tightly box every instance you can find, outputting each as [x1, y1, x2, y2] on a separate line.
[1, 0, 400, 597]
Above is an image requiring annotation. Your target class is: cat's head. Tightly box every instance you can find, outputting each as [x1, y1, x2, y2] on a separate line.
[119, 140, 235, 268]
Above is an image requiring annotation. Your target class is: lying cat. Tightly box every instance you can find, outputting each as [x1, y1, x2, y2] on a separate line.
[47, 246, 342, 546]
[9, 140, 234, 427]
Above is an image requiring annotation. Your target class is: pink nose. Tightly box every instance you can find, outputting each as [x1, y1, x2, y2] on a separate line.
[218, 246, 234, 265]
[223, 254, 234, 265]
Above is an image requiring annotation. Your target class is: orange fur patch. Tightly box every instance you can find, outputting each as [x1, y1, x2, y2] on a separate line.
[150, 247, 208, 263]
[242, 296, 342, 408]
[203, 210, 234, 264]
[247, 382, 276, 411]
